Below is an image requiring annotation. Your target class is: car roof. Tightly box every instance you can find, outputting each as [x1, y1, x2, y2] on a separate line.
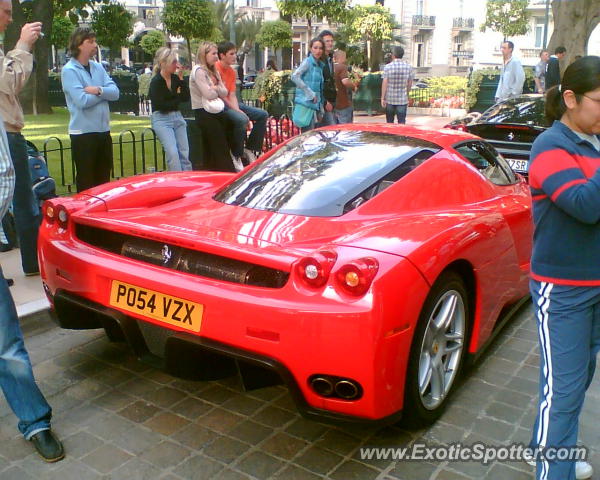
[316, 123, 480, 150]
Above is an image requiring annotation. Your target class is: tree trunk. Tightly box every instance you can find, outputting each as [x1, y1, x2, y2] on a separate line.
[281, 12, 292, 70]
[370, 39, 382, 71]
[5, 0, 53, 114]
[548, 0, 599, 68]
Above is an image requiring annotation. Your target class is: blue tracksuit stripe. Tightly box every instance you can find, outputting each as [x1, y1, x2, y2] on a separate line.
[535, 281, 553, 480]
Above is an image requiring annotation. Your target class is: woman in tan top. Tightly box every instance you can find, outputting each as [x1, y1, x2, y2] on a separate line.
[189, 42, 236, 172]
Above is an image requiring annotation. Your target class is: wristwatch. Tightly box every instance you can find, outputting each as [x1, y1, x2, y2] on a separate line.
[97, 87, 103, 96]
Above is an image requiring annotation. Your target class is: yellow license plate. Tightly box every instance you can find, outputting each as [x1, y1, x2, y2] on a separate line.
[109, 281, 203, 333]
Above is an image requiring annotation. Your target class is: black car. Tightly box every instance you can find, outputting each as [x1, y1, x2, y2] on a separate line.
[446, 94, 550, 175]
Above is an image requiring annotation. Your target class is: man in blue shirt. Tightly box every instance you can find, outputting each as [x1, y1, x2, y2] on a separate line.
[495, 41, 525, 102]
[61, 27, 119, 192]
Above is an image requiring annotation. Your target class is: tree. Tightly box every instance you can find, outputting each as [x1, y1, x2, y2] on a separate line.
[139, 30, 166, 58]
[211, 0, 245, 43]
[547, 0, 600, 64]
[345, 4, 396, 71]
[49, 14, 74, 69]
[255, 20, 292, 50]
[162, 0, 215, 62]
[237, 16, 263, 72]
[90, 3, 134, 63]
[276, 0, 349, 34]
[480, 0, 530, 41]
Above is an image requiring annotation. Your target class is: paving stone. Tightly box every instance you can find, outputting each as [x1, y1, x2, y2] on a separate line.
[212, 468, 254, 480]
[0, 466, 34, 480]
[200, 408, 244, 434]
[293, 445, 344, 475]
[432, 468, 472, 479]
[62, 430, 105, 458]
[118, 400, 161, 423]
[388, 460, 439, 479]
[315, 429, 362, 456]
[221, 394, 265, 416]
[271, 464, 323, 480]
[421, 421, 467, 445]
[111, 424, 164, 455]
[41, 460, 102, 480]
[285, 419, 330, 442]
[109, 457, 164, 480]
[92, 390, 135, 412]
[227, 420, 272, 445]
[140, 440, 192, 469]
[88, 412, 134, 441]
[173, 454, 224, 480]
[469, 417, 516, 443]
[143, 386, 188, 409]
[169, 397, 213, 420]
[235, 450, 284, 478]
[81, 443, 133, 474]
[484, 462, 532, 480]
[171, 423, 218, 451]
[117, 377, 162, 397]
[196, 385, 239, 405]
[260, 432, 309, 461]
[484, 401, 523, 424]
[329, 460, 382, 480]
[505, 376, 538, 396]
[203, 435, 251, 464]
[252, 405, 297, 428]
[90, 366, 134, 387]
[144, 411, 190, 436]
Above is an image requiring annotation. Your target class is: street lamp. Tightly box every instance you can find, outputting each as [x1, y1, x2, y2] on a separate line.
[543, 0, 550, 49]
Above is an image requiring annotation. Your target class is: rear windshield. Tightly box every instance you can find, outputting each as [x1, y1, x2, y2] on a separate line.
[480, 95, 550, 127]
[214, 130, 440, 217]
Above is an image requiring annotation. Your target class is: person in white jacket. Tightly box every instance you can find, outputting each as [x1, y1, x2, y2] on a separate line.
[495, 41, 525, 102]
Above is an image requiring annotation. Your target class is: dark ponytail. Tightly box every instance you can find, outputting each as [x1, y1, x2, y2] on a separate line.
[545, 55, 600, 122]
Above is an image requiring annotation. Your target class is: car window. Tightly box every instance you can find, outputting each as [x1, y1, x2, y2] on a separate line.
[479, 96, 550, 127]
[454, 141, 516, 185]
[214, 130, 441, 217]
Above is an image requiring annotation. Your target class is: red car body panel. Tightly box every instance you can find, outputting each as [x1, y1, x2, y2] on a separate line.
[38, 125, 532, 422]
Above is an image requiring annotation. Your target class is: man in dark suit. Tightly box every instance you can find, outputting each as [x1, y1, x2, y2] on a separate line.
[545, 46, 566, 90]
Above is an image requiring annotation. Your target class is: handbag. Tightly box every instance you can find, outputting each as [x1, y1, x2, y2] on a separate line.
[202, 96, 224, 114]
[292, 103, 315, 128]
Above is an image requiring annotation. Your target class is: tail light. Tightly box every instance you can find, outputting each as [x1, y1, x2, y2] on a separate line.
[295, 250, 337, 288]
[335, 258, 379, 296]
[42, 201, 55, 224]
[445, 123, 469, 132]
[43, 201, 70, 229]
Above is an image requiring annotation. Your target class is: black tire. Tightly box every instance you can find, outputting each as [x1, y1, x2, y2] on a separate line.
[402, 271, 470, 427]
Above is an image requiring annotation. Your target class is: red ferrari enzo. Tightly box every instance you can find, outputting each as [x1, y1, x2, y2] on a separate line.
[38, 124, 532, 426]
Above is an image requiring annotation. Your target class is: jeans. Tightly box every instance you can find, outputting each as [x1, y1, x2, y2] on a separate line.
[334, 106, 354, 124]
[0, 266, 52, 439]
[315, 109, 336, 128]
[6, 133, 40, 274]
[385, 104, 408, 124]
[151, 111, 191, 171]
[223, 104, 268, 157]
[70, 132, 113, 192]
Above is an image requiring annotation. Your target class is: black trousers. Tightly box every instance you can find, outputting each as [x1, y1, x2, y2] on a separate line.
[193, 108, 235, 172]
[70, 132, 113, 192]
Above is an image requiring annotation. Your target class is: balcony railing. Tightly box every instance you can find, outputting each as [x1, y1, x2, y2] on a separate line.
[452, 17, 475, 29]
[412, 15, 436, 28]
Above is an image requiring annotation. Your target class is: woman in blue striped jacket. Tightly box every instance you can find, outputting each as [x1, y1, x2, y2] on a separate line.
[291, 38, 325, 132]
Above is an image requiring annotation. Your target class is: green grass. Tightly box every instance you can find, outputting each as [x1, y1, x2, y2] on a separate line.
[23, 108, 164, 195]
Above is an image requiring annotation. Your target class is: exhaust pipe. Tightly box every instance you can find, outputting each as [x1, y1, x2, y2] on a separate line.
[335, 380, 359, 399]
[310, 376, 334, 396]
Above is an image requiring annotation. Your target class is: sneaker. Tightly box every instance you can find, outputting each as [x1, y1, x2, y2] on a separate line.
[242, 148, 257, 166]
[230, 153, 244, 172]
[525, 454, 593, 479]
[30, 430, 65, 463]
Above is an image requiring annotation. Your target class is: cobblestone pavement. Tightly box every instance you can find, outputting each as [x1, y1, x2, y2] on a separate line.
[0, 303, 598, 480]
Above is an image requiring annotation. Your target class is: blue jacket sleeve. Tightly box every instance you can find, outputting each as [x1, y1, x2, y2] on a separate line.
[291, 59, 315, 101]
[99, 69, 119, 101]
[61, 68, 103, 110]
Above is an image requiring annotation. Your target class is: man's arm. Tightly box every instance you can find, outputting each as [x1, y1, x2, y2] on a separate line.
[0, 22, 41, 96]
[0, 124, 15, 220]
[381, 77, 388, 107]
[99, 68, 120, 101]
[61, 68, 103, 110]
